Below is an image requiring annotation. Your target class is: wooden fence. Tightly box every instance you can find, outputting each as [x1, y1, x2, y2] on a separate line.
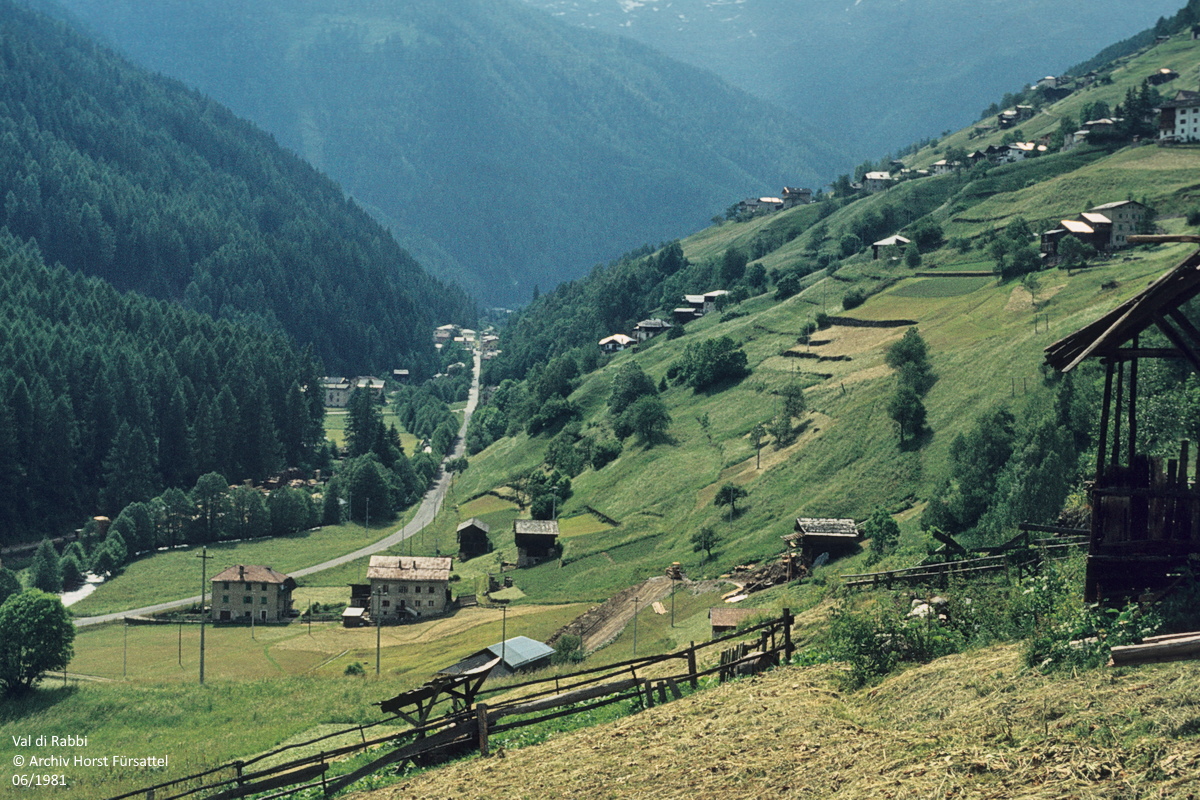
[105, 611, 794, 800]
[843, 525, 1087, 591]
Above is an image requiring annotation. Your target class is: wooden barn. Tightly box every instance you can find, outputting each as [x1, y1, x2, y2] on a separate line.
[783, 517, 862, 566]
[709, 606, 759, 638]
[457, 518, 491, 561]
[1044, 237, 1200, 600]
[513, 519, 560, 568]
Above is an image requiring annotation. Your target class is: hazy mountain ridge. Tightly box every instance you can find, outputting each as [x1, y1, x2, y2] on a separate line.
[47, 0, 850, 305]
[522, 0, 1185, 156]
[1, 0, 476, 376]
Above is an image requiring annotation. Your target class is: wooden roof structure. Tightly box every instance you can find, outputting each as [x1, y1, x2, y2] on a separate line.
[783, 517, 860, 544]
[513, 519, 559, 539]
[1045, 242, 1200, 374]
[1045, 237, 1200, 601]
[709, 607, 759, 630]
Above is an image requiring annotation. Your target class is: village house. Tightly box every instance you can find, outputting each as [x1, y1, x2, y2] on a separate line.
[862, 171, 896, 193]
[457, 518, 491, 561]
[391, 369, 410, 383]
[211, 564, 296, 622]
[1040, 201, 1151, 258]
[321, 376, 385, 408]
[598, 333, 635, 354]
[737, 197, 784, 216]
[366, 555, 453, 621]
[633, 318, 672, 342]
[513, 519, 560, 568]
[930, 159, 960, 175]
[1146, 67, 1179, 86]
[871, 234, 911, 261]
[781, 187, 813, 207]
[1090, 200, 1150, 247]
[995, 142, 1048, 164]
[1158, 90, 1200, 143]
[702, 290, 730, 314]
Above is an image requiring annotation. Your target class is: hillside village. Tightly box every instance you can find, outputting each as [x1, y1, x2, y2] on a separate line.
[7, 5, 1200, 800]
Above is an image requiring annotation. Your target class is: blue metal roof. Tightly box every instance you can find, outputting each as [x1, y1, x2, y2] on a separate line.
[486, 636, 554, 670]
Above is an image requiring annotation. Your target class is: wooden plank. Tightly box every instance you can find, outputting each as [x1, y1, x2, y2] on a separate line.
[1109, 634, 1200, 666]
[322, 722, 474, 796]
[652, 601, 666, 615]
[486, 678, 642, 723]
[205, 764, 328, 800]
[476, 703, 489, 757]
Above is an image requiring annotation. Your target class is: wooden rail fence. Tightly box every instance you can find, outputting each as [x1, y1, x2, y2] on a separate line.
[106, 611, 794, 800]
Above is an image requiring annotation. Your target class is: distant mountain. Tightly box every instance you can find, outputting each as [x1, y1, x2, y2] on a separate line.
[45, 0, 850, 305]
[2, 0, 474, 376]
[519, 0, 1185, 157]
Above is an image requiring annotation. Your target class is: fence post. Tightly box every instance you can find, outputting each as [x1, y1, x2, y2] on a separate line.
[783, 608, 794, 661]
[687, 642, 698, 689]
[320, 753, 329, 798]
[643, 679, 654, 708]
[476, 703, 490, 757]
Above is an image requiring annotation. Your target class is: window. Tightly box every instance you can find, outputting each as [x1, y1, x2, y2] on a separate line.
[223, 582, 229, 590]
[382, 600, 390, 608]
[261, 596, 267, 605]
[244, 596, 252, 604]
[399, 585, 408, 593]
[261, 584, 268, 592]
[222, 595, 229, 603]
[381, 584, 388, 594]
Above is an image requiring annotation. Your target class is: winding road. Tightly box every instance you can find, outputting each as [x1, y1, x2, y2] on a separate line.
[74, 349, 483, 627]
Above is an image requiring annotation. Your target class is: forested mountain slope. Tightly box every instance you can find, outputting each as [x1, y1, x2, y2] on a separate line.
[0, 0, 474, 376]
[521, 0, 1184, 157]
[46, 0, 849, 304]
[0, 233, 326, 543]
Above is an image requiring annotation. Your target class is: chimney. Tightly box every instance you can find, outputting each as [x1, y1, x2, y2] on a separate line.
[238, 565, 244, 581]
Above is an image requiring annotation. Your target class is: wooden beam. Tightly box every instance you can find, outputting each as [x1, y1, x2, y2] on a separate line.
[1152, 313, 1200, 374]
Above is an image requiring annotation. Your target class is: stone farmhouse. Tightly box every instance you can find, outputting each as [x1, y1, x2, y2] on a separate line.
[211, 564, 296, 622]
[365, 555, 453, 621]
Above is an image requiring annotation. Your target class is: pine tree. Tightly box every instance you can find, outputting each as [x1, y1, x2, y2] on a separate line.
[29, 539, 62, 593]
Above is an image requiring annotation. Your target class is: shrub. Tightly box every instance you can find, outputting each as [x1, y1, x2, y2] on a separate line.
[842, 288, 866, 310]
[344, 661, 366, 676]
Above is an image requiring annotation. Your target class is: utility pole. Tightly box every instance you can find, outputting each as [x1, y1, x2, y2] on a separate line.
[122, 617, 128, 680]
[374, 587, 382, 676]
[633, 596, 639, 656]
[197, 547, 212, 685]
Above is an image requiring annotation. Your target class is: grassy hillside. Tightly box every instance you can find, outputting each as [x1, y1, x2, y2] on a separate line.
[450, 25, 1200, 603]
[358, 644, 1200, 799]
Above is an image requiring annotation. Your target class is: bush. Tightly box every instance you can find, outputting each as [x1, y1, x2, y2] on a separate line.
[551, 634, 585, 665]
[842, 288, 866, 310]
[344, 661, 366, 676]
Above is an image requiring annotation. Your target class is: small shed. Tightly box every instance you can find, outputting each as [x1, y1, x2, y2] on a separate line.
[871, 234, 911, 261]
[457, 518, 491, 561]
[341, 606, 367, 628]
[709, 606, 759, 638]
[514, 519, 560, 568]
[783, 517, 862, 566]
[439, 636, 555, 679]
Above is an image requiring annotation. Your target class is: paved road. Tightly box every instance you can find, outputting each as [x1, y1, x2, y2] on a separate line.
[74, 350, 483, 627]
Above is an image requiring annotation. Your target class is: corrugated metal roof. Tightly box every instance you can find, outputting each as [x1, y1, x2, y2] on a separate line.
[486, 636, 555, 670]
[367, 555, 452, 582]
[1081, 213, 1111, 224]
[1061, 220, 1094, 234]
